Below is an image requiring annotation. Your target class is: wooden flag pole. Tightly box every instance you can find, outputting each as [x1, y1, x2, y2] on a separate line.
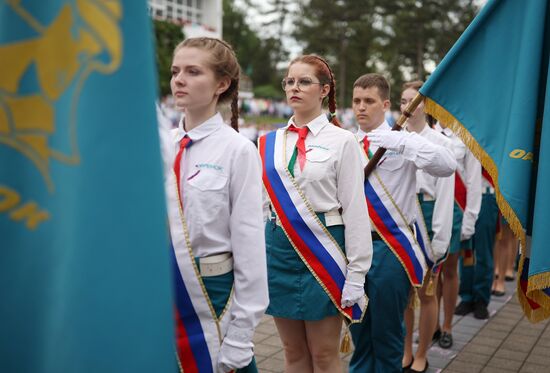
[364, 92, 425, 178]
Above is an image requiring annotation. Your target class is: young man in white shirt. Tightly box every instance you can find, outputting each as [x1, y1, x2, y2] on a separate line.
[349, 74, 456, 373]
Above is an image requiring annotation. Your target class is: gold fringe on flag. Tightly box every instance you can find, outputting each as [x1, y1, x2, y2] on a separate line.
[423, 96, 550, 322]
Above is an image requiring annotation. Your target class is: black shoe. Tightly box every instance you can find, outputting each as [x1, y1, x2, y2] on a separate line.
[432, 327, 442, 342]
[438, 332, 453, 349]
[474, 301, 489, 319]
[492, 289, 506, 297]
[454, 301, 474, 315]
[410, 360, 429, 373]
[402, 357, 413, 372]
[505, 275, 515, 282]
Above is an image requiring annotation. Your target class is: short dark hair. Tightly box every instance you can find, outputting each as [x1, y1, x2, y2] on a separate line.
[402, 80, 423, 93]
[353, 73, 390, 100]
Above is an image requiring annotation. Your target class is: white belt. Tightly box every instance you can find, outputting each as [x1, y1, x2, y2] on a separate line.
[419, 193, 435, 202]
[275, 209, 344, 227]
[197, 253, 233, 277]
[484, 186, 495, 194]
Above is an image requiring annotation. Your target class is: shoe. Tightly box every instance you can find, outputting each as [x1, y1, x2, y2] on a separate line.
[492, 289, 506, 297]
[402, 357, 414, 372]
[454, 301, 474, 315]
[409, 360, 429, 373]
[438, 332, 453, 349]
[432, 328, 442, 342]
[505, 275, 515, 282]
[474, 301, 489, 319]
[416, 327, 441, 344]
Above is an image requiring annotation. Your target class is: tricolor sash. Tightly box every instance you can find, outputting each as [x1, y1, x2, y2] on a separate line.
[361, 143, 428, 287]
[259, 130, 367, 322]
[166, 169, 232, 373]
[455, 171, 467, 211]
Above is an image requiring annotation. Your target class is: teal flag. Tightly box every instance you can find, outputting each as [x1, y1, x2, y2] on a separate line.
[420, 0, 550, 322]
[0, 1, 174, 371]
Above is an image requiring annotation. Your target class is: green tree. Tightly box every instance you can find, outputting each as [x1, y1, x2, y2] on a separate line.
[292, 0, 479, 107]
[222, 0, 282, 96]
[370, 0, 479, 104]
[293, 0, 379, 107]
[154, 20, 184, 97]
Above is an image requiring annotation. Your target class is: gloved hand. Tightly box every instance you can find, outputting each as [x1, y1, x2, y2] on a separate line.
[460, 231, 472, 241]
[367, 128, 408, 153]
[460, 223, 475, 241]
[217, 335, 254, 372]
[341, 279, 365, 308]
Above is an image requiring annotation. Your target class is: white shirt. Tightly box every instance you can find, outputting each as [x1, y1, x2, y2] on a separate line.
[165, 112, 268, 341]
[441, 127, 482, 240]
[414, 125, 455, 258]
[264, 113, 373, 282]
[357, 121, 457, 225]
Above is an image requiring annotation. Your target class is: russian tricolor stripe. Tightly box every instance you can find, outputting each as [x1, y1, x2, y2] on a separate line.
[455, 172, 467, 211]
[172, 242, 213, 373]
[364, 176, 427, 287]
[259, 131, 365, 322]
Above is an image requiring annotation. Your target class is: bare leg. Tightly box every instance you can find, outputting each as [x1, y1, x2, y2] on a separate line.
[273, 317, 313, 373]
[403, 291, 415, 368]
[304, 315, 343, 373]
[441, 253, 459, 333]
[411, 277, 439, 371]
[494, 233, 508, 294]
[505, 226, 518, 279]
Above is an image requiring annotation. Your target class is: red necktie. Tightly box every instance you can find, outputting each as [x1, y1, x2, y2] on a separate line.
[362, 135, 370, 158]
[288, 125, 309, 171]
[173, 136, 192, 206]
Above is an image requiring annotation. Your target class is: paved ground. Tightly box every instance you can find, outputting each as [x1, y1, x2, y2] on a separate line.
[253, 278, 550, 372]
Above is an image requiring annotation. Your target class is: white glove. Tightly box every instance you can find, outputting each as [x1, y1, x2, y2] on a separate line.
[341, 279, 365, 308]
[460, 224, 474, 241]
[217, 335, 254, 372]
[367, 128, 408, 153]
[460, 231, 472, 241]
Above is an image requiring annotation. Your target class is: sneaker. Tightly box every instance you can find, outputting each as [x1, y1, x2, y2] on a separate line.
[474, 301, 489, 319]
[454, 301, 474, 315]
[438, 332, 453, 349]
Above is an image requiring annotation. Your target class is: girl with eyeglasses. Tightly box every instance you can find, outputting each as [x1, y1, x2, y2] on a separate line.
[164, 37, 268, 372]
[258, 55, 372, 372]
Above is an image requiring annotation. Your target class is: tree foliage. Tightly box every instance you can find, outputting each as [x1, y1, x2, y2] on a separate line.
[154, 19, 184, 97]
[210, 0, 481, 105]
[222, 0, 283, 91]
[292, 0, 479, 106]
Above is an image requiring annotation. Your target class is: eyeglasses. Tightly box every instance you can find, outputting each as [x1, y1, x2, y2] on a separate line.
[281, 77, 325, 91]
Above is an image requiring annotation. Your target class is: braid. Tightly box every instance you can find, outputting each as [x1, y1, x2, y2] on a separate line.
[230, 90, 239, 132]
[312, 56, 341, 127]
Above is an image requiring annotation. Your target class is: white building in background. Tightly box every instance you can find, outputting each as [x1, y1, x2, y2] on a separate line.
[148, 0, 222, 38]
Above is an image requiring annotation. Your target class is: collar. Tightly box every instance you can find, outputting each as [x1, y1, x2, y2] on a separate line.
[356, 120, 390, 138]
[441, 127, 454, 137]
[174, 112, 223, 144]
[284, 113, 329, 137]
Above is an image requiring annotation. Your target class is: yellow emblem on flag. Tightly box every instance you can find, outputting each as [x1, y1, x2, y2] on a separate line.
[0, 0, 123, 191]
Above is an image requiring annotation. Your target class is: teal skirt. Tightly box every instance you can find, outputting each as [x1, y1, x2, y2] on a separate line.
[265, 213, 346, 320]
[200, 269, 258, 373]
[449, 202, 464, 254]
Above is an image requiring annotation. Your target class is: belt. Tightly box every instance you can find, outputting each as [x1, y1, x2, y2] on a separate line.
[197, 253, 233, 277]
[484, 186, 495, 194]
[418, 192, 435, 202]
[273, 209, 344, 228]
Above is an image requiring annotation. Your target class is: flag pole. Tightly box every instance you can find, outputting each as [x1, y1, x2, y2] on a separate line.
[364, 92, 425, 178]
